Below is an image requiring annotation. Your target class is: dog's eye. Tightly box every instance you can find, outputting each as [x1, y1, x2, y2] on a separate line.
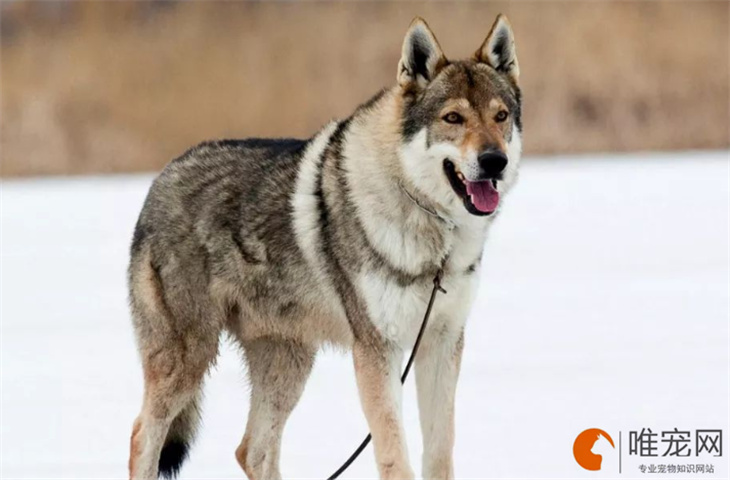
[443, 112, 464, 124]
[495, 110, 509, 123]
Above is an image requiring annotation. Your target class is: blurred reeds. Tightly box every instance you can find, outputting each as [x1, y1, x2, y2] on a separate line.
[1, 1, 728, 177]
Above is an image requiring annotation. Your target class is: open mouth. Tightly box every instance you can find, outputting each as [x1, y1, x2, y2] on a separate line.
[443, 160, 500, 216]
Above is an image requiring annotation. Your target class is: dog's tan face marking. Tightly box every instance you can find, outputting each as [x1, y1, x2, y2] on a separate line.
[415, 61, 518, 159]
[433, 95, 512, 163]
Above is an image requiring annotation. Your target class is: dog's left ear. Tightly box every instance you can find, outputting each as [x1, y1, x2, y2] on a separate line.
[475, 14, 519, 84]
[397, 17, 447, 91]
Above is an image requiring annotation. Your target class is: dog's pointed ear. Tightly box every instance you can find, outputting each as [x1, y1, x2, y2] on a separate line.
[397, 17, 447, 91]
[475, 14, 519, 84]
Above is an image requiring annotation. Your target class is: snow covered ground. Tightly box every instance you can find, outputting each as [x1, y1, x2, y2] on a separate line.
[2, 151, 728, 479]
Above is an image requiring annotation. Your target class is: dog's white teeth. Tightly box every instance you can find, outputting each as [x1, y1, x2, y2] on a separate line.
[457, 172, 466, 184]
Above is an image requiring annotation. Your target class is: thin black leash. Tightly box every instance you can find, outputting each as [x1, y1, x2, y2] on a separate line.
[326, 269, 447, 480]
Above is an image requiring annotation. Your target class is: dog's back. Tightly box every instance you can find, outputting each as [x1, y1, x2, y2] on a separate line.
[130, 137, 312, 301]
[131, 137, 307, 261]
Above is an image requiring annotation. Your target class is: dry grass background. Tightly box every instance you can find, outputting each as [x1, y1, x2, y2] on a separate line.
[1, 1, 728, 177]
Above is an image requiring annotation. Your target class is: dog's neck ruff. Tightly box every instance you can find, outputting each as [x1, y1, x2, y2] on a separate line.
[398, 181, 455, 231]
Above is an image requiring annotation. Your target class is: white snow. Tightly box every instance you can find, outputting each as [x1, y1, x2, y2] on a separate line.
[2, 151, 728, 479]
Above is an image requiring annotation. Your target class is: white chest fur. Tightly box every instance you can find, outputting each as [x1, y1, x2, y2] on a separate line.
[356, 222, 487, 347]
[357, 267, 479, 347]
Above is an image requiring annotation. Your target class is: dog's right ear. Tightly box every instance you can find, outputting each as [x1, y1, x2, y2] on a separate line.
[475, 14, 519, 85]
[397, 18, 447, 91]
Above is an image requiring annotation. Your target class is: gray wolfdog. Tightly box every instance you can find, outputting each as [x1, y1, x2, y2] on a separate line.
[128, 15, 522, 480]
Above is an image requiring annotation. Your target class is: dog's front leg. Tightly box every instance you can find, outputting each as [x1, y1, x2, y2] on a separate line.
[415, 329, 464, 480]
[353, 340, 414, 480]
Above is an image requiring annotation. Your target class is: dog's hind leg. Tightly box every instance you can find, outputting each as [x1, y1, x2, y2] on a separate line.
[235, 337, 316, 480]
[130, 383, 208, 480]
[128, 254, 220, 480]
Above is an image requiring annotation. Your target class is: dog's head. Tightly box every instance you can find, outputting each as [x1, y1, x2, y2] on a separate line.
[397, 15, 522, 217]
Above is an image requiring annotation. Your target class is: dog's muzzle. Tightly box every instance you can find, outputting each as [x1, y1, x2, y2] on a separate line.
[444, 150, 508, 216]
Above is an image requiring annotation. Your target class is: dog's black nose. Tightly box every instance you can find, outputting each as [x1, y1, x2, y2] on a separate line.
[478, 151, 508, 177]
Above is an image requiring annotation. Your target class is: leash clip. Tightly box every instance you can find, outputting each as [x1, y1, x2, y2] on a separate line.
[434, 269, 447, 294]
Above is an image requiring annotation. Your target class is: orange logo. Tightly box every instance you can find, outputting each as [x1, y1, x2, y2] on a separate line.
[573, 428, 615, 471]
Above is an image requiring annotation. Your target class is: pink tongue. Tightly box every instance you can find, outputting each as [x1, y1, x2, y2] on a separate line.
[465, 180, 500, 213]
